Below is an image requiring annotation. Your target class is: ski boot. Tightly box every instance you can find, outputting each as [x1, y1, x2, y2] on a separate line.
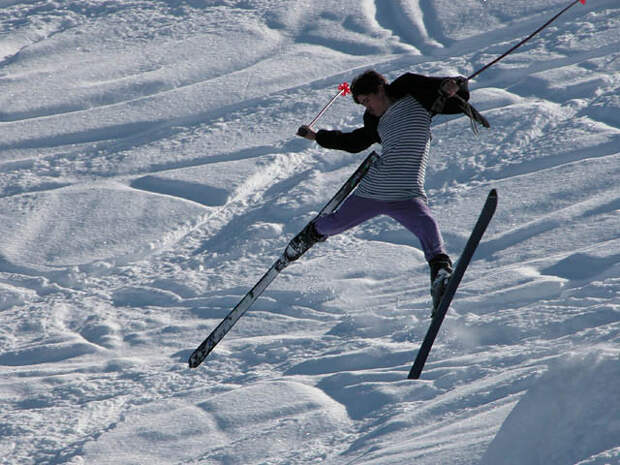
[429, 254, 453, 317]
[285, 221, 326, 262]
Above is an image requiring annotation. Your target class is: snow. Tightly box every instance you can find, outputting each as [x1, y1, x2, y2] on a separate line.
[480, 352, 620, 465]
[0, 1, 618, 464]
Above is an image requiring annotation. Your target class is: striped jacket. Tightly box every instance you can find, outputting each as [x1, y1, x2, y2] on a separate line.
[315, 73, 470, 201]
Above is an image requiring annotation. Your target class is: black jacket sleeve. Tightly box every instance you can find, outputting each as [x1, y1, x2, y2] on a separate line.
[315, 111, 381, 153]
[387, 73, 470, 114]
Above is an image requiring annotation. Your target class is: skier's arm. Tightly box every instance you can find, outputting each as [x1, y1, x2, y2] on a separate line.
[390, 73, 470, 114]
[315, 126, 377, 153]
[298, 112, 380, 153]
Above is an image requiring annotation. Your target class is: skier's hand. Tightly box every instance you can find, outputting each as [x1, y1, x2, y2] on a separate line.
[297, 125, 316, 140]
[440, 78, 460, 97]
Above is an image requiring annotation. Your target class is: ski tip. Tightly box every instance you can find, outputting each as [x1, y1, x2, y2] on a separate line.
[486, 189, 498, 213]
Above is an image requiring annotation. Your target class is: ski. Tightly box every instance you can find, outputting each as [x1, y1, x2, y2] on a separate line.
[188, 151, 379, 369]
[408, 189, 498, 379]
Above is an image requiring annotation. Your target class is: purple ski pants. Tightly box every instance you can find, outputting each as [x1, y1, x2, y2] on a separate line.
[314, 194, 446, 262]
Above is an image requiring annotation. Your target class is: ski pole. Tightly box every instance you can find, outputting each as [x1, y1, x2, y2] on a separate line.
[297, 82, 350, 137]
[467, 0, 586, 81]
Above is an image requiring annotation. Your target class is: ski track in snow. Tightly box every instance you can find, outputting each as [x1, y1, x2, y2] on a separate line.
[0, 1, 618, 464]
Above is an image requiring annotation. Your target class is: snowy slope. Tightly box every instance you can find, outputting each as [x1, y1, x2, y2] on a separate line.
[0, 1, 618, 464]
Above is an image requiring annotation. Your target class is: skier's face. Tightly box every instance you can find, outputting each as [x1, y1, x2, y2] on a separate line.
[357, 86, 390, 117]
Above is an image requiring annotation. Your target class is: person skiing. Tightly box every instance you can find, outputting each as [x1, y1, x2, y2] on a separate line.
[295, 69, 477, 314]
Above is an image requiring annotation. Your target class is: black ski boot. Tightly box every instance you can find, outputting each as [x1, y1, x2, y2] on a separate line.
[429, 254, 453, 317]
[285, 221, 327, 262]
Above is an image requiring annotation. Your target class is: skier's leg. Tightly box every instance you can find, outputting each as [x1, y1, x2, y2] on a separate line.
[314, 194, 384, 237]
[286, 195, 383, 261]
[386, 198, 447, 261]
[386, 198, 452, 313]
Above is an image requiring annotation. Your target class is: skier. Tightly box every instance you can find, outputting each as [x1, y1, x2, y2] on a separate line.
[296, 69, 475, 313]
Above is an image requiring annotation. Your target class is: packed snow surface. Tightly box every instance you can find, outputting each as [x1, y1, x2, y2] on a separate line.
[0, 1, 618, 464]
